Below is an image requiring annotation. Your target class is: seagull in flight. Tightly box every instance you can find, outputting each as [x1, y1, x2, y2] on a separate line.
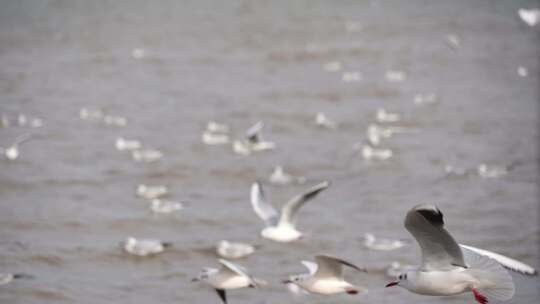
[385, 204, 537, 303]
[192, 259, 264, 304]
[250, 181, 330, 243]
[283, 255, 368, 295]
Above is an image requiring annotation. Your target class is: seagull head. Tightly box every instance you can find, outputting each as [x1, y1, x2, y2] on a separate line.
[386, 272, 411, 288]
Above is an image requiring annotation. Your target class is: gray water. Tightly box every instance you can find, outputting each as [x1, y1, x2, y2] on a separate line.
[0, 0, 538, 303]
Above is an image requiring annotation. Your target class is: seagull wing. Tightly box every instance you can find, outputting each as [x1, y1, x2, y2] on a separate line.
[405, 204, 466, 271]
[246, 121, 263, 143]
[250, 182, 279, 227]
[13, 133, 33, 146]
[278, 181, 330, 227]
[218, 259, 258, 287]
[313, 255, 365, 279]
[215, 289, 227, 304]
[301, 260, 318, 275]
[460, 244, 537, 276]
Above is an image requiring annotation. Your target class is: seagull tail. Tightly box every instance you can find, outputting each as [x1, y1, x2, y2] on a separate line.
[463, 248, 515, 301]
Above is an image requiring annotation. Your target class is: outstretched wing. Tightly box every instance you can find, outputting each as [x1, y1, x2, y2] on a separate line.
[250, 182, 279, 227]
[300, 260, 318, 275]
[279, 181, 330, 227]
[215, 289, 227, 304]
[314, 255, 365, 279]
[246, 121, 264, 143]
[460, 244, 537, 276]
[405, 204, 466, 271]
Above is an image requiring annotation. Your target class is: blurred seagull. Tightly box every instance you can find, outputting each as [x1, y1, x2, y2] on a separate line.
[375, 108, 401, 123]
[476, 164, 511, 179]
[315, 112, 338, 129]
[413, 93, 438, 105]
[192, 259, 264, 304]
[518, 8, 540, 26]
[233, 122, 275, 155]
[445, 34, 461, 49]
[250, 181, 330, 242]
[358, 144, 393, 161]
[150, 199, 183, 214]
[385, 70, 406, 82]
[385, 204, 537, 303]
[363, 233, 409, 251]
[103, 115, 127, 127]
[216, 241, 257, 259]
[268, 166, 306, 186]
[79, 107, 104, 121]
[136, 184, 168, 199]
[132, 149, 163, 162]
[0, 273, 33, 285]
[1, 134, 33, 161]
[283, 255, 367, 295]
[202, 131, 230, 145]
[115, 137, 142, 151]
[121, 237, 172, 256]
[206, 121, 230, 133]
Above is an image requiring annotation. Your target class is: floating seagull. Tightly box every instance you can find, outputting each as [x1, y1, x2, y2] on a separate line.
[192, 259, 263, 304]
[202, 131, 230, 145]
[445, 34, 461, 49]
[385, 70, 406, 82]
[206, 121, 230, 133]
[216, 241, 257, 259]
[360, 144, 393, 161]
[366, 124, 414, 146]
[233, 122, 275, 155]
[323, 61, 342, 72]
[283, 255, 368, 295]
[518, 8, 540, 27]
[476, 164, 508, 179]
[363, 233, 408, 251]
[375, 108, 401, 123]
[0, 134, 33, 161]
[121, 237, 172, 257]
[136, 184, 168, 199]
[150, 199, 183, 214]
[103, 115, 127, 127]
[315, 112, 338, 129]
[0, 273, 33, 285]
[413, 93, 438, 105]
[79, 107, 104, 121]
[115, 137, 142, 151]
[342, 71, 362, 82]
[517, 66, 528, 77]
[268, 166, 306, 186]
[132, 149, 163, 162]
[385, 204, 537, 303]
[250, 181, 330, 242]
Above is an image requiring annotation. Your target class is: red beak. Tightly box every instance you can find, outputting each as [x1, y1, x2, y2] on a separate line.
[385, 281, 399, 287]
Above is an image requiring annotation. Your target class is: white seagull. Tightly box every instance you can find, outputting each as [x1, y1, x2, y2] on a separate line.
[518, 8, 540, 27]
[150, 199, 183, 214]
[215, 240, 257, 259]
[136, 184, 168, 199]
[0, 273, 33, 285]
[363, 232, 409, 251]
[268, 166, 306, 186]
[115, 137, 142, 151]
[385, 204, 537, 303]
[192, 259, 263, 304]
[375, 108, 401, 123]
[121, 237, 172, 257]
[1, 134, 33, 161]
[315, 112, 338, 129]
[233, 122, 275, 155]
[360, 144, 393, 161]
[250, 181, 330, 243]
[284, 255, 368, 295]
[131, 149, 163, 162]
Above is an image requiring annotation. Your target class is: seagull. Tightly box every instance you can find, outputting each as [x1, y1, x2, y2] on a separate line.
[375, 108, 401, 123]
[103, 115, 127, 127]
[132, 149, 163, 162]
[385, 261, 417, 279]
[385, 70, 406, 82]
[0, 134, 33, 161]
[518, 8, 540, 27]
[445, 34, 461, 49]
[136, 184, 168, 199]
[150, 199, 183, 214]
[121, 237, 172, 256]
[115, 137, 142, 151]
[202, 131, 230, 145]
[79, 107, 104, 121]
[215, 240, 257, 259]
[413, 93, 438, 105]
[0, 273, 33, 285]
[268, 166, 306, 186]
[192, 259, 264, 304]
[363, 233, 409, 251]
[233, 122, 275, 155]
[359, 144, 393, 161]
[283, 255, 368, 295]
[250, 181, 330, 243]
[385, 204, 538, 303]
[315, 112, 338, 129]
[206, 121, 230, 133]
[476, 164, 508, 179]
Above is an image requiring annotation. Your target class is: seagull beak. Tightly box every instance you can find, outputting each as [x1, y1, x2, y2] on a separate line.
[385, 281, 399, 287]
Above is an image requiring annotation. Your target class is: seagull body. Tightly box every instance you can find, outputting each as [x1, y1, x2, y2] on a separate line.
[132, 149, 163, 162]
[385, 70, 406, 82]
[315, 112, 338, 129]
[518, 8, 540, 26]
[386, 261, 416, 278]
[285, 255, 367, 295]
[476, 164, 508, 178]
[121, 237, 172, 256]
[79, 107, 104, 121]
[361, 144, 393, 160]
[233, 122, 275, 155]
[193, 259, 262, 304]
[202, 131, 230, 145]
[136, 184, 168, 199]
[268, 166, 306, 186]
[1, 134, 32, 160]
[413, 93, 438, 105]
[115, 137, 142, 151]
[250, 181, 330, 243]
[150, 199, 183, 213]
[363, 233, 408, 251]
[206, 121, 230, 133]
[216, 241, 256, 259]
[376, 108, 401, 123]
[385, 204, 537, 303]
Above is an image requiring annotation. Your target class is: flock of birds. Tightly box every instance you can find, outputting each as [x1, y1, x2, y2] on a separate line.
[1, 6, 539, 304]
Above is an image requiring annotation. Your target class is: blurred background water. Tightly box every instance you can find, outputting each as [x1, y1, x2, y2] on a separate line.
[0, 0, 538, 303]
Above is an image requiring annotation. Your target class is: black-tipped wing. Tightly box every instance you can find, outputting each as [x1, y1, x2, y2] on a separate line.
[246, 121, 263, 143]
[313, 255, 365, 279]
[405, 204, 466, 271]
[215, 289, 227, 304]
[279, 181, 330, 226]
[250, 182, 279, 227]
